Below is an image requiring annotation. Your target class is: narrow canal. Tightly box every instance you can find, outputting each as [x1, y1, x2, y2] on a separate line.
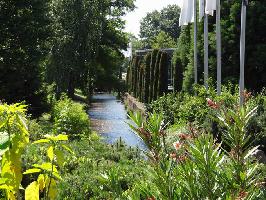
[88, 93, 147, 150]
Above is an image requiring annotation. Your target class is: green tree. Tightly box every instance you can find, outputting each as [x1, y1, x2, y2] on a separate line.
[0, 0, 51, 113]
[152, 31, 176, 49]
[158, 52, 169, 96]
[140, 5, 181, 48]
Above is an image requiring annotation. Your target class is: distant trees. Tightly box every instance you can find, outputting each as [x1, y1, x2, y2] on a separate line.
[173, 1, 266, 93]
[0, 0, 135, 114]
[140, 5, 181, 48]
[0, 0, 51, 112]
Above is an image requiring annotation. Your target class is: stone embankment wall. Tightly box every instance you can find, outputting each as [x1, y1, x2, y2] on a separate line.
[123, 93, 146, 116]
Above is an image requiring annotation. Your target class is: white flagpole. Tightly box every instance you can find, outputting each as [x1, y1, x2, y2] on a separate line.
[204, 2, 208, 90]
[216, 0, 222, 95]
[194, 0, 198, 85]
[240, 0, 247, 106]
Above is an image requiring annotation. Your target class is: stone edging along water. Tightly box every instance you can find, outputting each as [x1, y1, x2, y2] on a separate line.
[123, 93, 146, 116]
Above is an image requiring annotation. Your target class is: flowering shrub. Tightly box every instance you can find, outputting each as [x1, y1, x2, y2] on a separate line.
[127, 99, 266, 199]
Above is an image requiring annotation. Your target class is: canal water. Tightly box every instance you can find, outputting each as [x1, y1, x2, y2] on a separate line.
[88, 94, 147, 150]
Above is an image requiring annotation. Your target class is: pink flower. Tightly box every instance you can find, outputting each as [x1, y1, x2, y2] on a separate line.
[178, 133, 191, 140]
[173, 142, 182, 151]
[206, 98, 219, 109]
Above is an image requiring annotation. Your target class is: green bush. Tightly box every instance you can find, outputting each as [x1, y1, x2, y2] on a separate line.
[57, 135, 146, 199]
[52, 96, 91, 139]
[127, 103, 266, 199]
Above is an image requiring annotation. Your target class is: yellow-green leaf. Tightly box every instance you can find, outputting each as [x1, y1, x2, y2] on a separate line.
[33, 163, 58, 173]
[37, 174, 45, 192]
[54, 149, 64, 167]
[33, 139, 50, 144]
[25, 181, 39, 200]
[45, 134, 68, 141]
[47, 146, 54, 161]
[61, 144, 74, 154]
[48, 179, 57, 199]
[23, 168, 41, 175]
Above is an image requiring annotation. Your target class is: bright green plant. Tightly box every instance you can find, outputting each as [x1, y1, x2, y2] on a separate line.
[128, 111, 167, 162]
[52, 96, 91, 139]
[24, 134, 73, 200]
[0, 103, 29, 199]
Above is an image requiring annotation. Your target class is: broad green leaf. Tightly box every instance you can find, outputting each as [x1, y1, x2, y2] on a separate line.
[33, 139, 50, 144]
[0, 132, 10, 150]
[37, 174, 45, 192]
[23, 168, 41, 175]
[54, 149, 64, 167]
[47, 146, 54, 161]
[33, 163, 58, 173]
[25, 181, 39, 200]
[45, 134, 68, 141]
[61, 144, 74, 154]
[47, 178, 57, 199]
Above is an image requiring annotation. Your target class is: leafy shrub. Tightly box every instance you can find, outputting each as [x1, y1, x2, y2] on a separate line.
[127, 102, 266, 199]
[52, 96, 91, 139]
[57, 135, 146, 199]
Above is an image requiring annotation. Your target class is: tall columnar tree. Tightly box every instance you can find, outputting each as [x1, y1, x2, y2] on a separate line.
[138, 63, 144, 101]
[0, 0, 51, 113]
[143, 53, 152, 103]
[153, 51, 162, 101]
[133, 56, 141, 97]
[172, 50, 184, 92]
[149, 49, 159, 102]
[158, 51, 169, 96]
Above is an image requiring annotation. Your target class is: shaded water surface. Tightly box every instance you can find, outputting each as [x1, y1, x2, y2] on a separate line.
[88, 94, 146, 150]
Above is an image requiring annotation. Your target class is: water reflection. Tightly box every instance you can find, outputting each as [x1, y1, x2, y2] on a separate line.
[88, 94, 147, 150]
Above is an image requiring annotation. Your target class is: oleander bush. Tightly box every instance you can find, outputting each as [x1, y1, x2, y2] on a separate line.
[126, 98, 266, 199]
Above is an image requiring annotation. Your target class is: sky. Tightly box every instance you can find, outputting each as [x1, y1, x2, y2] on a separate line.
[123, 0, 178, 37]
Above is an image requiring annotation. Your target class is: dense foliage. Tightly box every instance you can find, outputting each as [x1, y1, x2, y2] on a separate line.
[126, 95, 266, 199]
[173, 1, 266, 93]
[0, 0, 51, 114]
[0, 0, 135, 114]
[139, 5, 181, 48]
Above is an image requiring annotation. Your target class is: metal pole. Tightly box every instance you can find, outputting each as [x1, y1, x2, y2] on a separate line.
[194, 0, 198, 85]
[240, 0, 247, 106]
[216, 0, 222, 95]
[204, 9, 209, 90]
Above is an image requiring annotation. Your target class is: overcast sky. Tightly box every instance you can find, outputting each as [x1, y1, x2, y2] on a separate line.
[123, 0, 178, 37]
